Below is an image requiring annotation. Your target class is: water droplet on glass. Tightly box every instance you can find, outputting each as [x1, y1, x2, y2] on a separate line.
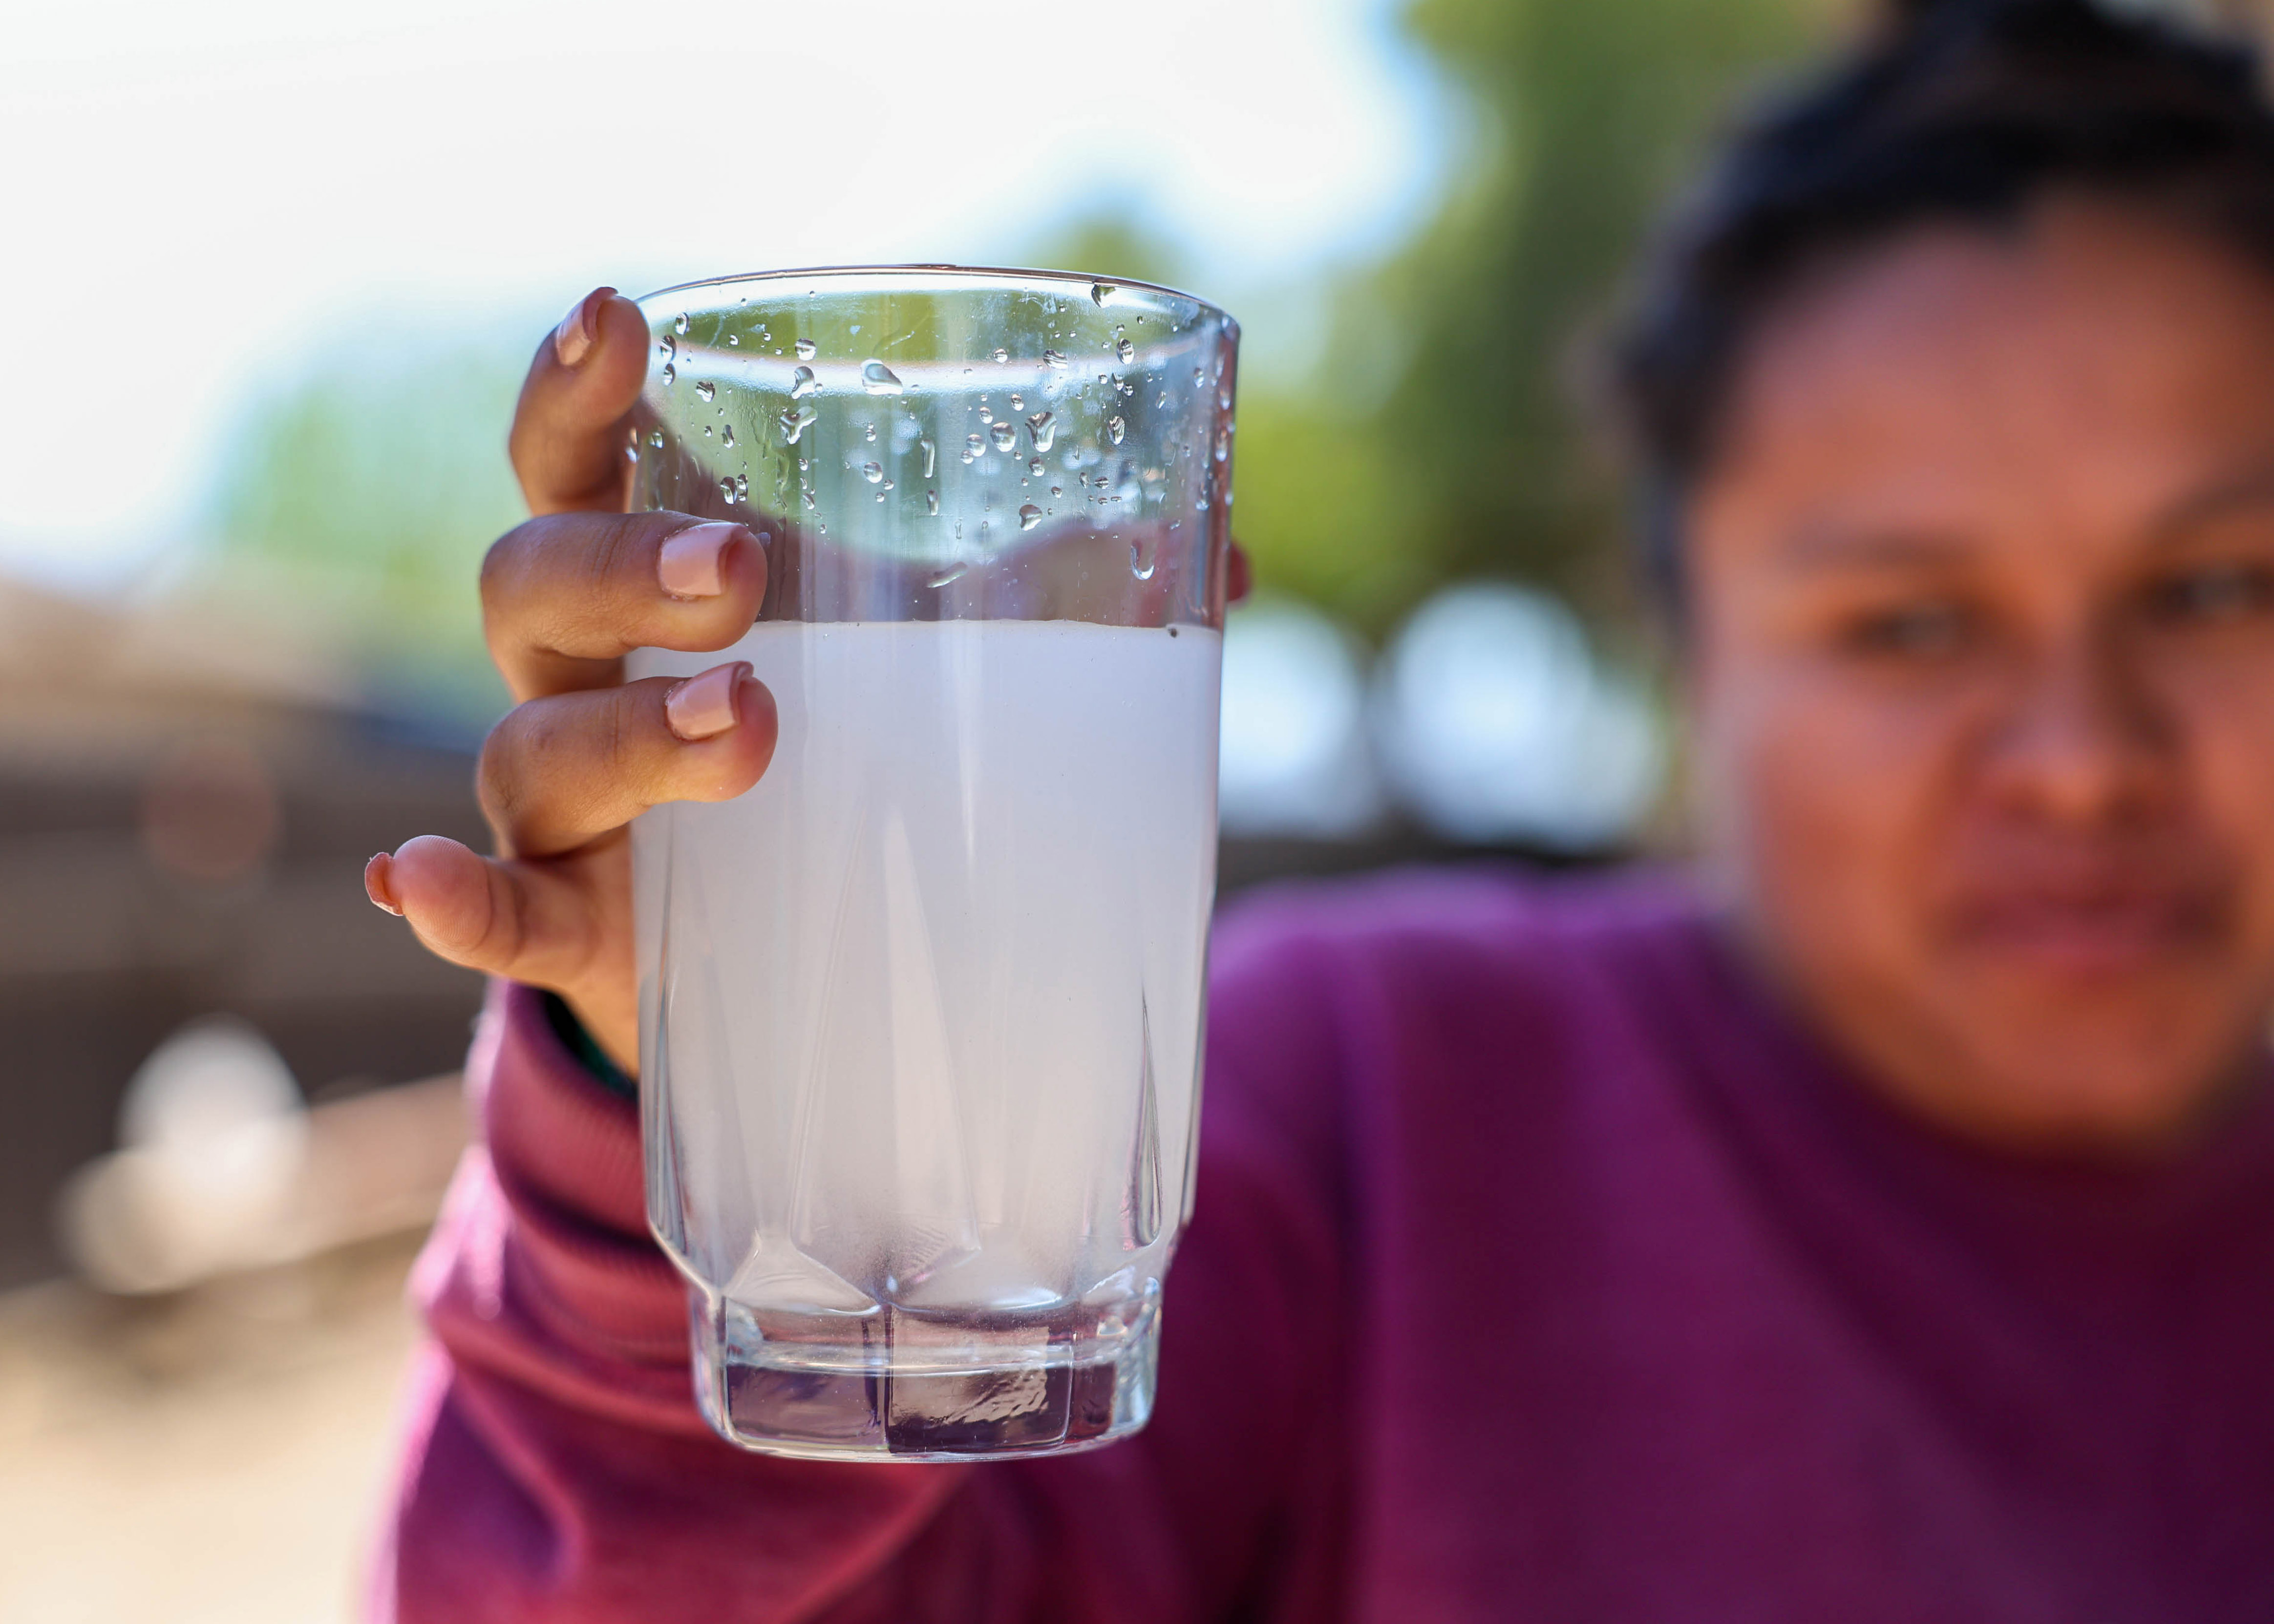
[674, 313, 690, 335]
[661, 363, 676, 386]
[649, 429, 665, 449]
[736, 474, 749, 499]
[860, 360, 904, 395]
[659, 334, 676, 362]
[992, 347, 1009, 364]
[864, 423, 876, 442]
[1117, 337, 1136, 363]
[1219, 386, 1232, 411]
[727, 332, 740, 347]
[780, 405, 817, 444]
[1130, 538, 1157, 580]
[1092, 281, 1115, 306]
[920, 439, 936, 477]
[789, 365, 819, 399]
[927, 560, 971, 588]
[862, 461, 884, 484]
[966, 432, 987, 459]
[1193, 367, 1206, 385]
[1009, 393, 1025, 410]
[721, 424, 736, 447]
[795, 338, 817, 360]
[926, 489, 940, 516]
[1107, 414, 1126, 445]
[1043, 349, 1069, 369]
[719, 476, 738, 504]
[1018, 504, 1043, 531]
[990, 421, 1018, 453]
[1029, 458, 1044, 476]
[978, 405, 994, 424]
[695, 380, 716, 403]
[1214, 426, 1231, 462]
[1050, 485, 1063, 497]
[1025, 410, 1056, 452]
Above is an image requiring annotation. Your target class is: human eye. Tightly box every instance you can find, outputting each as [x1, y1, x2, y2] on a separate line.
[2141, 561, 2274, 627]
[1837, 598, 1975, 662]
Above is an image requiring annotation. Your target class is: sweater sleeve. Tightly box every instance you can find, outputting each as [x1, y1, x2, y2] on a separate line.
[371, 904, 1356, 1624]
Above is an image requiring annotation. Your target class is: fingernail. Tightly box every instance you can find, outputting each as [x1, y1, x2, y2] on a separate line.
[365, 852, 404, 916]
[659, 522, 743, 598]
[665, 663, 749, 741]
[553, 285, 615, 369]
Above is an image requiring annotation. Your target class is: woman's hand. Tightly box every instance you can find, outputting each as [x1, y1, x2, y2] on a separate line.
[362, 288, 777, 1074]
[364, 284, 1252, 1076]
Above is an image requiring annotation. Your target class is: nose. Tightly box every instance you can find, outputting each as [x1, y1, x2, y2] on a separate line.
[1977, 629, 2173, 828]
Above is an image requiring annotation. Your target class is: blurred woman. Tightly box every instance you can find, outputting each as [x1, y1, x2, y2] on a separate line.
[365, 1, 2274, 1617]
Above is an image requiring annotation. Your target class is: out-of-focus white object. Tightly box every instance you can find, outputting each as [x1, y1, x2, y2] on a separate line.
[1373, 582, 1664, 851]
[1219, 598, 1384, 838]
[58, 1017, 466, 1294]
[91, 1018, 309, 1289]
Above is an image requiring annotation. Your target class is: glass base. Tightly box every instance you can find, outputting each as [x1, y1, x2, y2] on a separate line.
[687, 1288, 1159, 1462]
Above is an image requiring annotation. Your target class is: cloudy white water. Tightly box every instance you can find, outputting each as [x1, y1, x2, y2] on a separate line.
[0, 0, 1449, 591]
[631, 619, 1219, 1310]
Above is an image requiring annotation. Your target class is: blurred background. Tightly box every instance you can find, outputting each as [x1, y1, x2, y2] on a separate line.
[1, 0, 2258, 1617]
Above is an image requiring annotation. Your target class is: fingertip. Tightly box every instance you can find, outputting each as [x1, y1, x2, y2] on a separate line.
[739, 672, 778, 738]
[728, 524, 769, 612]
[390, 832, 476, 874]
[385, 835, 492, 954]
[551, 285, 614, 369]
[732, 673, 780, 780]
[513, 285, 649, 514]
[580, 294, 650, 403]
[671, 673, 779, 802]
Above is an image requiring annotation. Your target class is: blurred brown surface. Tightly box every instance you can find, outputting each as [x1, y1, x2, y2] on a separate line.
[0, 1232, 427, 1624]
[0, 575, 490, 1287]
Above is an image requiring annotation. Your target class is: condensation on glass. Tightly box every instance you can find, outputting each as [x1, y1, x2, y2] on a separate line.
[625, 267, 1237, 1460]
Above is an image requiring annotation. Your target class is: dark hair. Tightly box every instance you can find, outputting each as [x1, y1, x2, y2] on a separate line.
[1609, 0, 2274, 606]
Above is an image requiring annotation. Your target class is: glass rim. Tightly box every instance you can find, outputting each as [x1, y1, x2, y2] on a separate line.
[635, 263, 1236, 332]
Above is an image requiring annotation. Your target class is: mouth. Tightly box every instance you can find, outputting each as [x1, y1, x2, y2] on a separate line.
[1947, 884, 2226, 979]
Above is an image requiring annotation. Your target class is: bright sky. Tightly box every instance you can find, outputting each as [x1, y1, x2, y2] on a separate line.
[0, 0, 1448, 591]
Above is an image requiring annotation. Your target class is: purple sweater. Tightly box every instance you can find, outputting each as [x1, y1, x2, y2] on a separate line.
[372, 871, 2274, 1621]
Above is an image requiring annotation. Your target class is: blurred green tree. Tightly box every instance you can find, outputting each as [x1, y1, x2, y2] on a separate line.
[1233, 0, 1841, 636]
[203, 333, 528, 727]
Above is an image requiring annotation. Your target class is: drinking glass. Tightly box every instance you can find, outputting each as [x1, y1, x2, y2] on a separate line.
[624, 267, 1237, 1461]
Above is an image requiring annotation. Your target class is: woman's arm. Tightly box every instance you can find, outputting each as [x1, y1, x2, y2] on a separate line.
[376, 953, 1349, 1622]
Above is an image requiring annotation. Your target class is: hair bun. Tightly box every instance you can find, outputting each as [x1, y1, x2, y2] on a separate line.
[1885, 0, 2038, 29]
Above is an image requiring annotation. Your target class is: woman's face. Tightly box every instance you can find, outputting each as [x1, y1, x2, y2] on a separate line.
[1688, 197, 2274, 1152]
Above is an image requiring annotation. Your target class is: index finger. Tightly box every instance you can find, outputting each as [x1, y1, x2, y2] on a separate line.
[509, 286, 651, 517]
